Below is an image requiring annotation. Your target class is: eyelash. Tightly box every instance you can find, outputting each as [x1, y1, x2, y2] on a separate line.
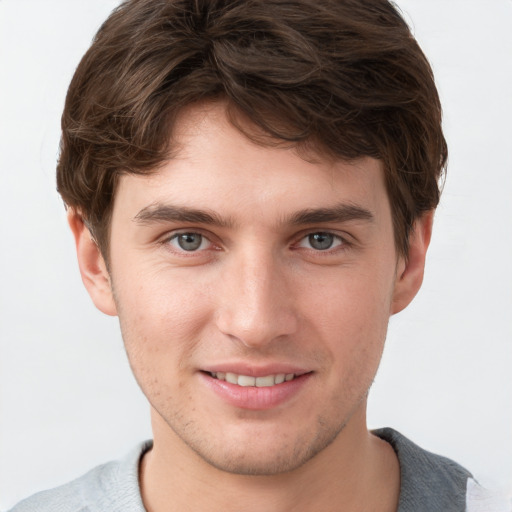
[161, 230, 350, 255]
[294, 232, 347, 252]
[164, 231, 218, 254]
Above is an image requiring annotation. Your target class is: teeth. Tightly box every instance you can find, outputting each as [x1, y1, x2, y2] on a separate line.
[238, 375, 256, 387]
[211, 372, 296, 387]
[255, 375, 274, 387]
[225, 372, 238, 385]
[275, 374, 285, 384]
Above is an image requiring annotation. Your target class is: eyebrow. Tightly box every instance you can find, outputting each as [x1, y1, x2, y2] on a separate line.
[133, 202, 374, 228]
[288, 203, 374, 225]
[133, 204, 234, 228]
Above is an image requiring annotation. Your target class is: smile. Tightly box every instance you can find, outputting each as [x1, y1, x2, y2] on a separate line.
[210, 372, 297, 387]
[202, 370, 312, 409]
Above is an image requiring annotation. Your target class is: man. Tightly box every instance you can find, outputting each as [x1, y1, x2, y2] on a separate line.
[8, 1, 508, 511]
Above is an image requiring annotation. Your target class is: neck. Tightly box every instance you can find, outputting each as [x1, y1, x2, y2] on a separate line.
[140, 405, 400, 512]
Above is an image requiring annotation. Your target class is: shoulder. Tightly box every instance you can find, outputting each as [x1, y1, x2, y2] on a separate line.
[374, 428, 512, 512]
[7, 441, 152, 512]
[374, 428, 471, 511]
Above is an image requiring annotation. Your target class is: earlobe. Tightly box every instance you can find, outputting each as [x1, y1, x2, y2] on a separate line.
[67, 210, 118, 316]
[391, 211, 434, 315]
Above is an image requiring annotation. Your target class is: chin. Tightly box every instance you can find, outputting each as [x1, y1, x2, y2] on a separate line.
[180, 416, 346, 477]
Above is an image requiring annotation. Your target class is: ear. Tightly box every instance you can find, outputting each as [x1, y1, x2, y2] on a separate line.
[391, 211, 434, 315]
[67, 209, 117, 316]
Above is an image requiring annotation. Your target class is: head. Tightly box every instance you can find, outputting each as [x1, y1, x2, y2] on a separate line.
[60, 0, 445, 477]
[57, 0, 446, 263]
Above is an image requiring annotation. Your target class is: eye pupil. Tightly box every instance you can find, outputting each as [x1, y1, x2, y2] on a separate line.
[177, 233, 202, 251]
[309, 232, 334, 250]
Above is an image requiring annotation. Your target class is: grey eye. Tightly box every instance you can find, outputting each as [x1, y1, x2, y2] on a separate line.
[308, 232, 335, 250]
[175, 233, 204, 251]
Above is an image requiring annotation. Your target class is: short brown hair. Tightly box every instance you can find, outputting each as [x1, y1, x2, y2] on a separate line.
[57, 0, 447, 258]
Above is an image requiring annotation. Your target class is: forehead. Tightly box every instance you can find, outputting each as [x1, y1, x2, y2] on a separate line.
[113, 102, 389, 223]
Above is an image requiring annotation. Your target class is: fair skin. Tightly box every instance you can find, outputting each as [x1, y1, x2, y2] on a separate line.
[70, 102, 432, 512]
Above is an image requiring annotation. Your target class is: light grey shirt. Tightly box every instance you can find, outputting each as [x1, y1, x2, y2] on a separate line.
[8, 428, 502, 512]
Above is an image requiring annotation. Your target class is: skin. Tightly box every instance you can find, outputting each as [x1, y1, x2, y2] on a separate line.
[70, 102, 432, 512]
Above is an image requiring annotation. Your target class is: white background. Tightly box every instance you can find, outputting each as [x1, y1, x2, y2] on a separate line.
[1, 0, 511, 509]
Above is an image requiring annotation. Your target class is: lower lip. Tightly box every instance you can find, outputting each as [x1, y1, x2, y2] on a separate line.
[200, 372, 312, 410]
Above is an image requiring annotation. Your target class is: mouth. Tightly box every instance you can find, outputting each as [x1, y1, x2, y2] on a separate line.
[201, 369, 312, 410]
[207, 371, 304, 387]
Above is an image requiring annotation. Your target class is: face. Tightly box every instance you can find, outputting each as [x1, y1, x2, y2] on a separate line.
[76, 103, 427, 476]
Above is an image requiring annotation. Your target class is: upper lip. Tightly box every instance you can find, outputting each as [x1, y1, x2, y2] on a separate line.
[201, 362, 311, 377]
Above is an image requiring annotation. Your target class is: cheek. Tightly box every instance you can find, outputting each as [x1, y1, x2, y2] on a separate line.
[305, 265, 394, 331]
[112, 268, 213, 366]
[304, 266, 394, 376]
[113, 274, 211, 411]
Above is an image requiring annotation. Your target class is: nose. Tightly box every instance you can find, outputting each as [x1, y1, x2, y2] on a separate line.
[215, 250, 298, 348]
